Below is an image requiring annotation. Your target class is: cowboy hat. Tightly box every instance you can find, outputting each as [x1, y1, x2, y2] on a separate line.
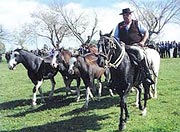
[119, 8, 133, 15]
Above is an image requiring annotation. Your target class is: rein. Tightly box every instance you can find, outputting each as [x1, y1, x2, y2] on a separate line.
[102, 36, 125, 69]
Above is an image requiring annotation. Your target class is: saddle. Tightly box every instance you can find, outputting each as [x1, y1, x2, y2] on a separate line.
[125, 47, 140, 66]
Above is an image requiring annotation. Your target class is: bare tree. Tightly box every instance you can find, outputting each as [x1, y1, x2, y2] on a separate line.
[11, 24, 34, 49]
[130, 0, 180, 41]
[31, 7, 71, 49]
[53, 3, 98, 46]
[0, 25, 8, 40]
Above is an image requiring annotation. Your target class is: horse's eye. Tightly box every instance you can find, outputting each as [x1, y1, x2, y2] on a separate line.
[14, 54, 17, 57]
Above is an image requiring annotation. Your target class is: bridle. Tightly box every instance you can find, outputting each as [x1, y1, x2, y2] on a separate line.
[98, 36, 125, 69]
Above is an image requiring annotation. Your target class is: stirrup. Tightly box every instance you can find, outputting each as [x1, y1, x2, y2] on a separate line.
[145, 78, 154, 85]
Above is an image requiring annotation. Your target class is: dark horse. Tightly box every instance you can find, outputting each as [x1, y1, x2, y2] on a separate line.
[8, 49, 59, 106]
[78, 44, 111, 93]
[68, 53, 106, 108]
[97, 31, 151, 130]
[51, 48, 81, 102]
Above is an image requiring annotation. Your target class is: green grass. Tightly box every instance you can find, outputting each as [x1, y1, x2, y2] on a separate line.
[0, 58, 180, 132]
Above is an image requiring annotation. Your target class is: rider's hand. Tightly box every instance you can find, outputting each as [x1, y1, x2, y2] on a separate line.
[139, 41, 145, 47]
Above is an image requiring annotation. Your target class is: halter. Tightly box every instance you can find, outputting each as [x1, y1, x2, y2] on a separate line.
[99, 36, 125, 69]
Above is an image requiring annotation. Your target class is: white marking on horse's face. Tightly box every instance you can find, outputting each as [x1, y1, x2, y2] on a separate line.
[8, 51, 19, 70]
[51, 51, 59, 68]
[68, 57, 77, 75]
[98, 39, 104, 53]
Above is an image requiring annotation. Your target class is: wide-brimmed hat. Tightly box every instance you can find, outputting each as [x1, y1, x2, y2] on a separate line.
[119, 8, 133, 15]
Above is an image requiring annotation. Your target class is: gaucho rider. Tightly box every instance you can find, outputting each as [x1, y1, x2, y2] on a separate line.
[114, 8, 154, 85]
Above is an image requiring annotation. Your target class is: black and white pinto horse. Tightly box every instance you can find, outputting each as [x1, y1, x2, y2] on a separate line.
[51, 48, 81, 102]
[8, 49, 59, 106]
[97, 31, 160, 130]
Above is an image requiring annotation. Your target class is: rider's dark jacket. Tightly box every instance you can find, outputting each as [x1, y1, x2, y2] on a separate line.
[118, 20, 142, 45]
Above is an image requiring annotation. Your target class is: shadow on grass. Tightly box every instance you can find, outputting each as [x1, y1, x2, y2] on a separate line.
[0, 86, 76, 111]
[5, 95, 77, 117]
[1, 114, 110, 132]
[60, 95, 120, 117]
[0, 98, 32, 110]
[1, 84, 140, 119]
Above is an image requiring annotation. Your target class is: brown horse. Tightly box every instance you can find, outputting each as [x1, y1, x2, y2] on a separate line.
[78, 44, 98, 55]
[68, 53, 105, 108]
[51, 48, 81, 101]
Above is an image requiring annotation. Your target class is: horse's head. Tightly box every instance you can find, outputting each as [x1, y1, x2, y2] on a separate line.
[97, 30, 116, 61]
[97, 30, 125, 68]
[51, 50, 60, 68]
[51, 49, 72, 71]
[97, 53, 107, 67]
[8, 49, 22, 70]
[68, 56, 80, 75]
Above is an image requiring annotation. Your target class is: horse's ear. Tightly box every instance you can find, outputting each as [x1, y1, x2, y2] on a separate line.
[110, 30, 113, 36]
[99, 30, 102, 36]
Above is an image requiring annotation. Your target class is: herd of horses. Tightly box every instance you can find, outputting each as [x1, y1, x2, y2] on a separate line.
[8, 31, 160, 131]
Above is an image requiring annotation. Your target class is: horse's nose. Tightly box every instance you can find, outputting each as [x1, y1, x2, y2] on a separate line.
[51, 63, 57, 68]
[68, 69, 74, 75]
[8, 65, 14, 70]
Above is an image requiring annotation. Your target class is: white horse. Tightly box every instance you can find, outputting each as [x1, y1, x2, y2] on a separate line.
[135, 47, 160, 107]
[145, 48, 160, 98]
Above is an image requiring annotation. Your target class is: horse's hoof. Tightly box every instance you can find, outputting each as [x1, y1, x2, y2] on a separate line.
[83, 104, 88, 109]
[48, 94, 53, 100]
[125, 116, 129, 123]
[48, 96, 53, 100]
[31, 103, 37, 109]
[32, 101, 37, 106]
[41, 99, 45, 103]
[119, 123, 126, 131]
[139, 105, 143, 111]
[76, 98, 80, 102]
[141, 108, 147, 116]
[70, 90, 77, 94]
[109, 89, 115, 97]
[96, 97, 101, 102]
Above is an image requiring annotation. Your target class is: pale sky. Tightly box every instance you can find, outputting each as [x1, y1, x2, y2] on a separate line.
[0, 0, 180, 50]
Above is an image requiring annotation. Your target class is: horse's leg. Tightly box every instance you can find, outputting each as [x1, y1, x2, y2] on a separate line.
[151, 75, 158, 98]
[76, 77, 81, 102]
[104, 67, 110, 85]
[84, 86, 94, 109]
[32, 80, 43, 106]
[62, 76, 70, 96]
[119, 83, 131, 130]
[38, 87, 45, 104]
[134, 88, 139, 107]
[68, 77, 80, 102]
[48, 78, 56, 99]
[67, 78, 74, 93]
[104, 68, 114, 96]
[119, 95, 126, 131]
[97, 77, 103, 101]
[92, 78, 97, 94]
[153, 76, 158, 98]
[141, 83, 150, 116]
[136, 85, 143, 110]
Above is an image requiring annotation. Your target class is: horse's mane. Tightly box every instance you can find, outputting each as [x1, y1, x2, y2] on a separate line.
[14, 48, 32, 54]
[84, 53, 98, 64]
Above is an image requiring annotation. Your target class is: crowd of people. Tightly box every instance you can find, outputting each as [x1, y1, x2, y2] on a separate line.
[156, 40, 180, 58]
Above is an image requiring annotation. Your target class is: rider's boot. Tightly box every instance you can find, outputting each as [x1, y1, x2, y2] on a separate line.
[140, 59, 154, 85]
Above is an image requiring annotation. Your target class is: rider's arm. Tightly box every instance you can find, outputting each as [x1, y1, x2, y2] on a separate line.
[138, 21, 149, 47]
[114, 25, 120, 41]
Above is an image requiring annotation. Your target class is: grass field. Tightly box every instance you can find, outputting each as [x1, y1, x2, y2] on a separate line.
[0, 57, 180, 132]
